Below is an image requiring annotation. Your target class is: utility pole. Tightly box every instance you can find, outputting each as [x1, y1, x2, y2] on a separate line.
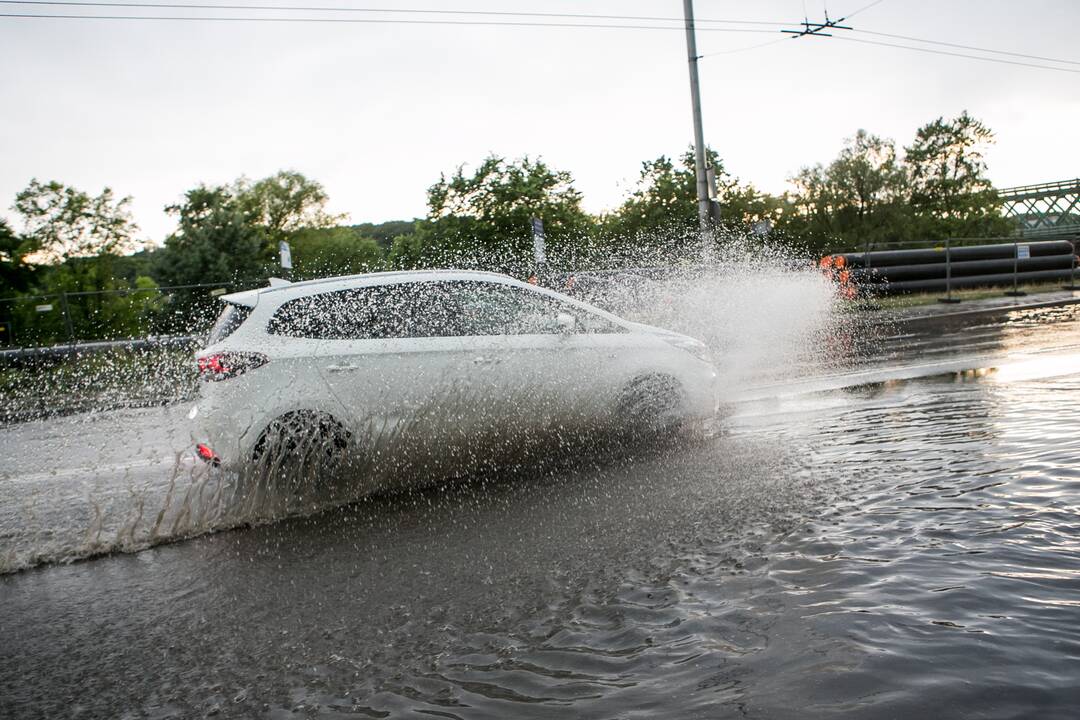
[682, 0, 710, 228]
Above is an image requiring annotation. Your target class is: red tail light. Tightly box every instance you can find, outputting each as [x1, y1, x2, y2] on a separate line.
[195, 443, 220, 465]
[196, 351, 268, 381]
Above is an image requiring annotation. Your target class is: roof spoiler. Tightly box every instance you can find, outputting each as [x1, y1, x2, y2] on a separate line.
[268, 277, 292, 288]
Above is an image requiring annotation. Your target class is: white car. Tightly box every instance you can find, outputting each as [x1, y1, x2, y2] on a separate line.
[191, 270, 718, 482]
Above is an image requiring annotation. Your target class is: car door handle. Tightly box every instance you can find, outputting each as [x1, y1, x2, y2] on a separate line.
[325, 364, 359, 373]
[472, 356, 500, 365]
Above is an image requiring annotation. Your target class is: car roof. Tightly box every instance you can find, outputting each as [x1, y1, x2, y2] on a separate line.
[219, 269, 526, 307]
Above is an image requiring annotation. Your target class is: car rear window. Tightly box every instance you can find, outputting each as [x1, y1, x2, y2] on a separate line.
[206, 302, 251, 346]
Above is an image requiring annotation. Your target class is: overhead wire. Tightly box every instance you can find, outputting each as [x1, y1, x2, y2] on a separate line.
[699, 38, 785, 57]
[0, 0, 789, 26]
[3, 0, 1076, 74]
[851, 28, 1080, 67]
[832, 35, 1080, 74]
[0, 13, 785, 31]
[843, 0, 887, 21]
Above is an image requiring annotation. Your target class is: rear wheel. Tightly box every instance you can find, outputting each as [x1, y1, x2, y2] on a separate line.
[251, 410, 350, 474]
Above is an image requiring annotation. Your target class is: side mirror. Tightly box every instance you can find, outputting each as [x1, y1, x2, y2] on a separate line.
[555, 312, 576, 334]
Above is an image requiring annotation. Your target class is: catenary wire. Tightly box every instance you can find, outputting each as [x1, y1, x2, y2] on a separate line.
[843, 0, 887, 20]
[5, 0, 1075, 73]
[0, 11, 784, 31]
[0, 0, 790, 26]
[699, 38, 786, 57]
[832, 35, 1080, 74]
[852, 28, 1080, 67]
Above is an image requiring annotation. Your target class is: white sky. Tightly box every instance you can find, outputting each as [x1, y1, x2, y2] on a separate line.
[1, 0, 1078, 244]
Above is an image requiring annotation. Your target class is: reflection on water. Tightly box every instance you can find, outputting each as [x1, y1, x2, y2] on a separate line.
[988, 352, 1080, 383]
[737, 368, 1080, 717]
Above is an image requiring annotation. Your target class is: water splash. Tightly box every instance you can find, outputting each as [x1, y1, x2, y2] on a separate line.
[0, 232, 844, 572]
[566, 236, 841, 396]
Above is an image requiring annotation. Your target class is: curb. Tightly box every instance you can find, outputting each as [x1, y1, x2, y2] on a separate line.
[864, 293, 1080, 325]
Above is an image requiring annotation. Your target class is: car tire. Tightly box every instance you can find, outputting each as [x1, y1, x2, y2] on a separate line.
[616, 373, 685, 436]
[251, 410, 350, 472]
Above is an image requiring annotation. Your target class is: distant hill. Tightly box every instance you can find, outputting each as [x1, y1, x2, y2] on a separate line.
[350, 220, 418, 250]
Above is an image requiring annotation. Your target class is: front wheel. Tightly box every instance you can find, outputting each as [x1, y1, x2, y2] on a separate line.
[615, 373, 686, 437]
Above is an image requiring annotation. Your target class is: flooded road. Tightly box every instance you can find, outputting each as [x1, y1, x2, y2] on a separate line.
[3, 303, 1080, 718]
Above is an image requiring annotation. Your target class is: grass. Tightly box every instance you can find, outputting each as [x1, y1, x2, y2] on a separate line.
[854, 280, 1079, 311]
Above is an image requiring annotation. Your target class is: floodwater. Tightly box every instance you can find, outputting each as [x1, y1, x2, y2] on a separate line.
[3, 299, 1080, 718]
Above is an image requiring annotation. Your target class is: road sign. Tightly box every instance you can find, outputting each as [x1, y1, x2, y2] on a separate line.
[1017, 244, 1030, 259]
[279, 240, 293, 270]
[531, 217, 546, 265]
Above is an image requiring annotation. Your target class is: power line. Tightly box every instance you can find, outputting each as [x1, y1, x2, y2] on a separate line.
[0, 1, 789, 27]
[833, 35, 1080, 74]
[853, 29, 1080, 67]
[0, 10, 784, 31]
[775, 3, 1079, 75]
[843, 0, 887, 21]
[0, 12, 785, 30]
[6, 0, 1076, 75]
[699, 38, 785, 57]
[701, 0, 881, 59]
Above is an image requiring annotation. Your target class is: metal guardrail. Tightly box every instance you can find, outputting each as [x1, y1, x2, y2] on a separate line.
[0, 335, 200, 363]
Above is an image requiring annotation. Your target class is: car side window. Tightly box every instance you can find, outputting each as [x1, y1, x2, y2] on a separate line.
[267, 280, 625, 339]
[452, 281, 625, 336]
[267, 282, 465, 339]
[361, 282, 462, 339]
[267, 292, 342, 338]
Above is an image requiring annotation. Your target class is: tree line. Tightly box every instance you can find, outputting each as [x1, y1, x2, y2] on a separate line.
[0, 111, 1012, 344]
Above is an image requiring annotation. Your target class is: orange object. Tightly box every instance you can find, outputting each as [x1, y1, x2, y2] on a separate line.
[819, 256, 834, 269]
[833, 255, 846, 268]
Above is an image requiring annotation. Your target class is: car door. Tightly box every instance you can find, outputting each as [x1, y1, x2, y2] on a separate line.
[449, 280, 635, 439]
[308, 282, 475, 465]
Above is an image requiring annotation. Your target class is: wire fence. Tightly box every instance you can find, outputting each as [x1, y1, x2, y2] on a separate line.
[0, 281, 247, 348]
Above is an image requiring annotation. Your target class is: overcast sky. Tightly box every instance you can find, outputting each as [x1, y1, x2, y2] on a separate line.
[2, 0, 1078, 244]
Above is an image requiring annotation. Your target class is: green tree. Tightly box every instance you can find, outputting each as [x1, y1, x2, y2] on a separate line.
[11, 258, 163, 343]
[391, 156, 595, 274]
[904, 111, 1011, 239]
[0, 219, 35, 295]
[350, 220, 419, 251]
[158, 185, 268, 286]
[288, 226, 383, 278]
[235, 170, 342, 251]
[154, 171, 348, 292]
[782, 130, 911, 252]
[8, 180, 146, 341]
[601, 148, 783, 259]
[97, 274, 165, 338]
[13, 180, 137, 262]
[153, 185, 268, 333]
